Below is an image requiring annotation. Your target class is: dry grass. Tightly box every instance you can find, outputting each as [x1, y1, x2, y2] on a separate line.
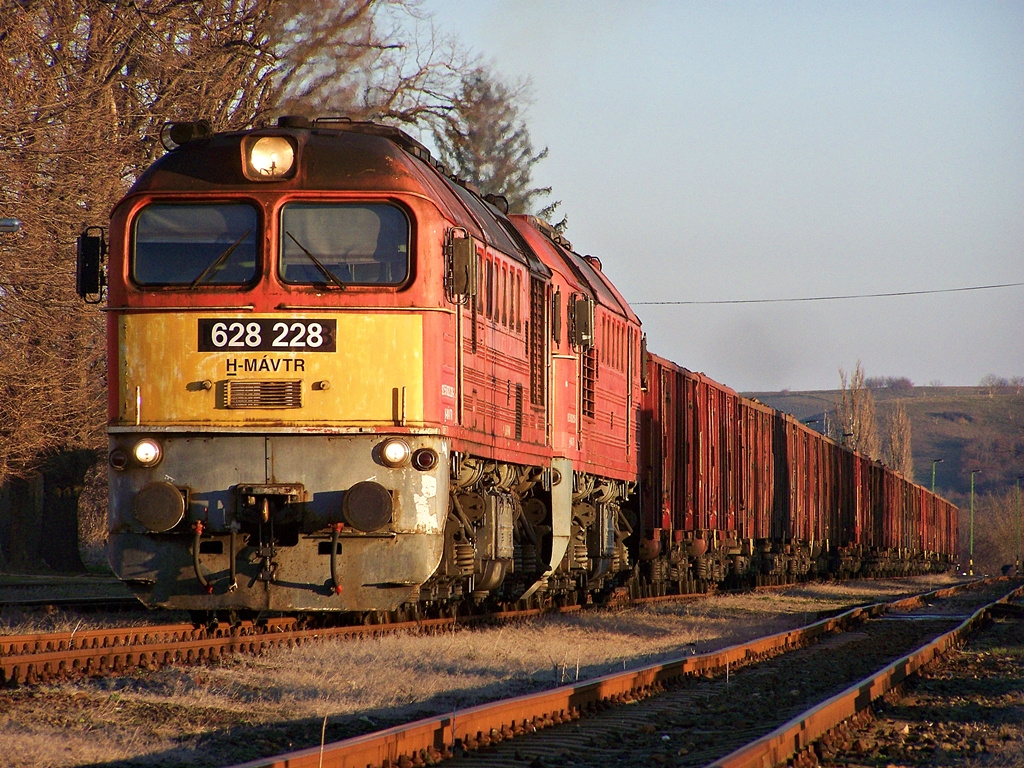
[0, 575, 961, 767]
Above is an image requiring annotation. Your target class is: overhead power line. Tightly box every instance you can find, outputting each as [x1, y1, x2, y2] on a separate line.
[633, 281, 1024, 306]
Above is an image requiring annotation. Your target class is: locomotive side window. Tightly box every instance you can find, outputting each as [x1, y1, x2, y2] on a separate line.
[133, 203, 259, 286]
[501, 264, 508, 326]
[279, 203, 408, 286]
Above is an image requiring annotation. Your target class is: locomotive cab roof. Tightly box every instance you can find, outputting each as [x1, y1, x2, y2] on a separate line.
[131, 116, 553, 280]
[133, 116, 435, 195]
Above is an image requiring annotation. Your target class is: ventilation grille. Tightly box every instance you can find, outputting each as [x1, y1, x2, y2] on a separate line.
[582, 348, 597, 419]
[515, 383, 524, 440]
[529, 277, 545, 406]
[224, 380, 302, 409]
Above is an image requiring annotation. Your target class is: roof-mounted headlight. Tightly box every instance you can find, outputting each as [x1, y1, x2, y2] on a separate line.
[242, 135, 296, 180]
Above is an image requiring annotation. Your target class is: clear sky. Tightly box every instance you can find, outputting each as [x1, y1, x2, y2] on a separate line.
[420, 1, 1023, 392]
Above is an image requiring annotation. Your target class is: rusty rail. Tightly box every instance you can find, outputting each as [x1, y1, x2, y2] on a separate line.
[707, 580, 1024, 768]
[0, 616, 455, 686]
[0, 589, 746, 687]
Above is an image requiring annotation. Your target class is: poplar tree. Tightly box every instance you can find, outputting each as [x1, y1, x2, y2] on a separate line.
[831, 361, 882, 460]
[883, 402, 914, 477]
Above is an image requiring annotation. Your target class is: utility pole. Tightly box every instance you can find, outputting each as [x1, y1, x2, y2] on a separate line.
[931, 458, 943, 495]
[969, 470, 981, 576]
[1016, 476, 1023, 576]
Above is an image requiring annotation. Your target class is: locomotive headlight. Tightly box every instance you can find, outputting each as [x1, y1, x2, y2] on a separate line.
[243, 135, 296, 180]
[133, 438, 163, 467]
[379, 438, 411, 468]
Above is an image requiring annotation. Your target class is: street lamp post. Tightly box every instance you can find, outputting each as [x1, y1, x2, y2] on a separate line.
[1016, 476, 1023, 576]
[969, 469, 981, 576]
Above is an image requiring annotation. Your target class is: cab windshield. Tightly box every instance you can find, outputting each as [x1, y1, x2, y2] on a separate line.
[132, 203, 259, 286]
[279, 203, 409, 286]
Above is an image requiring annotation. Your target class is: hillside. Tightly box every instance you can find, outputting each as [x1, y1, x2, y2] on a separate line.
[743, 386, 1024, 501]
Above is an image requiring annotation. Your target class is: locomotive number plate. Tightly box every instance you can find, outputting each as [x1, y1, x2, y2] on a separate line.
[198, 319, 337, 352]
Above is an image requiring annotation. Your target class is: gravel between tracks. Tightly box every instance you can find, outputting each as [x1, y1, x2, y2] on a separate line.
[0, 576, 978, 768]
[817, 605, 1024, 768]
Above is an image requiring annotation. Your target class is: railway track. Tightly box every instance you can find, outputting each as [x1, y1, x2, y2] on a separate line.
[0, 579, 796, 687]
[0, 578, 980, 689]
[0, 614, 460, 686]
[223, 578, 1021, 768]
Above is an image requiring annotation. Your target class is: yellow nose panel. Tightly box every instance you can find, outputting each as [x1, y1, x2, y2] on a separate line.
[118, 313, 423, 426]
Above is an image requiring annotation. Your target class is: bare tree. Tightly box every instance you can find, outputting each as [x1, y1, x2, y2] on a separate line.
[271, 0, 471, 129]
[0, 0, 477, 570]
[970, 488, 1024, 575]
[831, 361, 881, 460]
[883, 402, 913, 477]
[431, 66, 565, 226]
[0, 0, 290, 568]
[980, 373, 1010, 397]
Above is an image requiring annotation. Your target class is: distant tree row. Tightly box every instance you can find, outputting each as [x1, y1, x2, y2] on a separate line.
[979, 374, 1024, 396]
[859, 374, 1024, 394]
[863, 376, 915, 394]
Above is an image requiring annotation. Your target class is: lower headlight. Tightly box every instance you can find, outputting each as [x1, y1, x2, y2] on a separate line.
[109, 449, 129, 471]
[133, 438, 163, 467]
[379, 438, 411, 467]
[412, 447, 438, 471]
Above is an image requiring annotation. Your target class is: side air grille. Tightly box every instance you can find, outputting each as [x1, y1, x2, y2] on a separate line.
[581, 348, 597, 419]
[224, 380, 302, 409]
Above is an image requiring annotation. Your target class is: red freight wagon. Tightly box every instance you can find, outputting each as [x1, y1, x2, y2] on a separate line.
[736, 396, 775, 543]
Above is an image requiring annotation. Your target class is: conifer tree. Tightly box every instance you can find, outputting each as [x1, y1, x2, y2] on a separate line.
[432, 67, 566, 228]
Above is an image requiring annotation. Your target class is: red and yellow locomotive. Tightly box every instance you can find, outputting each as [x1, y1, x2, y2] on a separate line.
[76, 117, 956, 616]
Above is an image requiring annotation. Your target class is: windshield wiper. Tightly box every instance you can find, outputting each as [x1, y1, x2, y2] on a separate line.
[285, 231, 346, 290]
[190, 229, 252, 288]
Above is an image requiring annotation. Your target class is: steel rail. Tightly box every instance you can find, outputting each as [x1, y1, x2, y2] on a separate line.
[0, 616, 457, 686]
[0, 594, 605, 687]
[707, 580, 1024, 768]
[0, 588, 709, 687]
